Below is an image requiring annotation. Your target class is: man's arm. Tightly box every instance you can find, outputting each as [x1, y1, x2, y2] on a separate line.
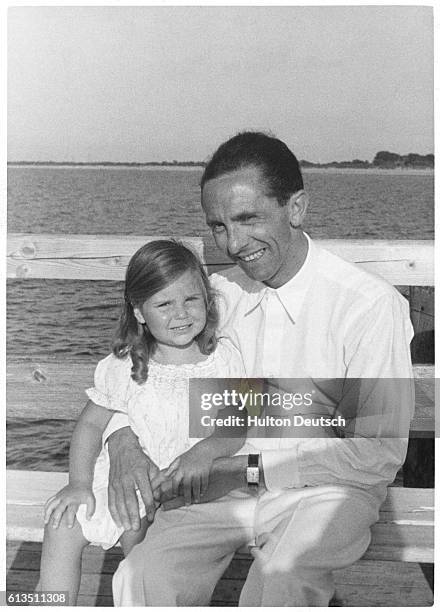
[261, 291, 414, 491]
[106, 425, 159, 530]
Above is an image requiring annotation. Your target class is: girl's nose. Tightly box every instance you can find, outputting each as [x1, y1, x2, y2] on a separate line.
[173, 302, 189, 319]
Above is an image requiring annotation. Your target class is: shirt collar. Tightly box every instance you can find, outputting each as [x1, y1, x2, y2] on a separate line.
[243, 232, 317, 321]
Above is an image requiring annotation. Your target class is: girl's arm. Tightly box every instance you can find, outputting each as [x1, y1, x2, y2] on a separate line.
[44, 400, 114, 528]
[68, 399, 114, 486]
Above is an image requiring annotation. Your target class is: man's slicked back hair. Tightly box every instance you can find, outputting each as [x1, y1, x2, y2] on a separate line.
[200, 131, 304, 205]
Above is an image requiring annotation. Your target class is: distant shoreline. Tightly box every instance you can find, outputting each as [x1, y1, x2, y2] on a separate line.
[7, 162, 434, 176]
[7, 163, 204, 171]
[302, 167, 434, 176]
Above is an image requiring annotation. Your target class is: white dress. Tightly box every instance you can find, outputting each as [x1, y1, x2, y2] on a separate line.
[76, 337, 245, 549]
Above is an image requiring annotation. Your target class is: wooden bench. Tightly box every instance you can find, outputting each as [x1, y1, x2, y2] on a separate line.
[6, 233, 434, 606]
[5, 469, 434, 605]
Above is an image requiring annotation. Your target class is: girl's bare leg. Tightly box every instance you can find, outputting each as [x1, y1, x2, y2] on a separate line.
[119, 516, 149, 556]
[38, 514, 89, 606]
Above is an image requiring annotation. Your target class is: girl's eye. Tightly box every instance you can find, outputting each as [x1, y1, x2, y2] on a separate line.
[157, 302, 170, 308]
[186, 296, 200, 302]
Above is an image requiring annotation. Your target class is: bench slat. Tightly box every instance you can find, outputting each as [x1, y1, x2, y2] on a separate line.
[6, 470, 434, 563]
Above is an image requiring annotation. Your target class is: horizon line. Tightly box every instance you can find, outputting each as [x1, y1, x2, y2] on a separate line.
[7, 152, 435, 168]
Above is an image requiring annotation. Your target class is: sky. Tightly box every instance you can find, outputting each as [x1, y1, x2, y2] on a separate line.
[7, 5, 434, 163]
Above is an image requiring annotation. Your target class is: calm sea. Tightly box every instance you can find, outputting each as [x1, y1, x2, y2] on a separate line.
[7, 166, 434, 470]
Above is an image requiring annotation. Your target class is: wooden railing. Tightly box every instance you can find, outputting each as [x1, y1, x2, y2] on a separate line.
[7, 233, 435, 432]
[7, 233, 434, 284]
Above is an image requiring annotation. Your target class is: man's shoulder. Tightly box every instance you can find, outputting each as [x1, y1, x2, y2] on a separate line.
[313, 241, 401, 304]
[210, 265, 262, 296]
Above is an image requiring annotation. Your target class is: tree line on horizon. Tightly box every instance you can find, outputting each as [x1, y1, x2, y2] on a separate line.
[300, 151, 434, 169]
[8, 151, 434, 169]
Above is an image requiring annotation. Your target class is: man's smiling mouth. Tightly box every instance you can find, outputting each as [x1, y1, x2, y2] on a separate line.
[240, 248, 266, 262]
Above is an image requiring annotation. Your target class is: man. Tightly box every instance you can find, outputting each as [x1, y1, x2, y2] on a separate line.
[106, 132, 414, 606]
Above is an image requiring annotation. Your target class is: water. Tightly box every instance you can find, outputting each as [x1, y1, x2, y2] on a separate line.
[7, 166, 434, 470]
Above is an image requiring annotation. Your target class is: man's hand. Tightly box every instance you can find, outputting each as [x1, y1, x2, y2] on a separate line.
[162, 455, 250, 510]
[107, 427, 159, 530]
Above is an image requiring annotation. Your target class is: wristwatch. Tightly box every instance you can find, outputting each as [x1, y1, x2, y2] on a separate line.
[246, 454, 260, 490]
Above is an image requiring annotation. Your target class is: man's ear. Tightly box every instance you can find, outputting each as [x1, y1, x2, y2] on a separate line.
[133, 307, 146, 325]
[287, 190, 308, 228]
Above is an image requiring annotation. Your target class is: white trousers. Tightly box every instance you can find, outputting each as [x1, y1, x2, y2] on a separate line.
[112, 484, 382, 606]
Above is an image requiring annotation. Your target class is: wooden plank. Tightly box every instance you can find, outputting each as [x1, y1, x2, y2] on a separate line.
[329, 584, 433, 607]
[7, 234, 434, 285]
[7, 471, 68, 542]
[7, 362, 435, 433]
[7, 234, 204, 280]
[7, 471, 68, 505]
[314, 239, 433, 286]
[378, 485, 434, 512]
[6, 540, 122, 575]
[6, 542, 433, 607]
[6, 569, 113, 602]
[211, 579, 433, 607]
[365, 526, 434, 563]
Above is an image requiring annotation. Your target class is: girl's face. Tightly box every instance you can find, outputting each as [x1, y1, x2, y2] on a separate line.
[134, 269, 207, 351]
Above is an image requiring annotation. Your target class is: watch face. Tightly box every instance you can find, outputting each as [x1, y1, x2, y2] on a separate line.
[247, 467, 259, 484]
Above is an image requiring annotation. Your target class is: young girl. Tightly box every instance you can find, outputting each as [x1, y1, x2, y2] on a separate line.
[38, 240, 246, 605]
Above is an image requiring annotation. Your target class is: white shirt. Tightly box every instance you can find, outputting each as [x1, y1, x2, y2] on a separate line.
[210, 233, 414, 493]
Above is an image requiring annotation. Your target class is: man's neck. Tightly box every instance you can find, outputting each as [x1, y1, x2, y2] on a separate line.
[264, 230, 309, 289]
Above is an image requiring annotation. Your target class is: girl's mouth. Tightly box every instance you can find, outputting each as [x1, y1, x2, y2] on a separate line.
[171, 323, 193, 332]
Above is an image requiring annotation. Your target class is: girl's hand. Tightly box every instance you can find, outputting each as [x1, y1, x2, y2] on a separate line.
[163, 443, 218, 505]
[44, 483, 96, 529]
[150, 470, 173, 503]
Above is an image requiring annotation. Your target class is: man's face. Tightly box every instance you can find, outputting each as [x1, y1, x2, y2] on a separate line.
[202, 166, 306, 288]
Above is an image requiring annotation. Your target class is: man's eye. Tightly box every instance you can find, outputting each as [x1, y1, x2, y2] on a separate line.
[211, 224, 225, 234]
[241, 215, 257, 224]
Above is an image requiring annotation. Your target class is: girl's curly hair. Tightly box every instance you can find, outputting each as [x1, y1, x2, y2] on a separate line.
[112, 240, 218, 384]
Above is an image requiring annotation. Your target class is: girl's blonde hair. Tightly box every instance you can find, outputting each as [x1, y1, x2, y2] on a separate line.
[113, 240, 218, 383]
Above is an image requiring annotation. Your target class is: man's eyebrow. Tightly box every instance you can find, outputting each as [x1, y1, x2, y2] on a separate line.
[206, 211, 259, 225]
[230, 212, 258, 222]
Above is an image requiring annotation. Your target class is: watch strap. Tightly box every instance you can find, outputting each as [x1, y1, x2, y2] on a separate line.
[247, 454, 260, 489]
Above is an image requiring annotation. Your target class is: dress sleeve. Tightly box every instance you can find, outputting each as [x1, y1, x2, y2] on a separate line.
[261, 291, 415, 492]
[215, 336, 247, 377]
[85, 354, 133, 414]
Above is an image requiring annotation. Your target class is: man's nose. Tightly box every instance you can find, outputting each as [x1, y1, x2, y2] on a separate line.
[227, 226, 248, 257]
